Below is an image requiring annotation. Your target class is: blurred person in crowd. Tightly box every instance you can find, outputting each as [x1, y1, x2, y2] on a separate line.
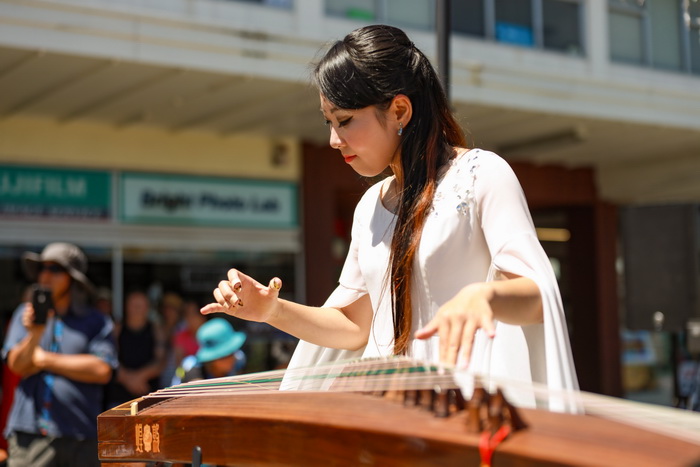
[158, 292, 184, 339]
[0, 286, 32, 466]
[169, 298, 206, 386]
[180, 318, 246, 383]
[94, 287, 113, 320]
[2, 243, 117, 467]
[106, 290, 166, 408]
[157, 292, 184, 388]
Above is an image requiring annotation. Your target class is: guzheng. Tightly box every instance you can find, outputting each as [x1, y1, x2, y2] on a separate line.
[97, 357, 700, 466]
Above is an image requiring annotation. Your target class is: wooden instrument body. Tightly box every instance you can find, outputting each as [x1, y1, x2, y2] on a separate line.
[98, 391, 700, 466]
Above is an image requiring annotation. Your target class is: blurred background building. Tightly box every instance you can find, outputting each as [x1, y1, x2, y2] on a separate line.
[1, 0, 699, 404]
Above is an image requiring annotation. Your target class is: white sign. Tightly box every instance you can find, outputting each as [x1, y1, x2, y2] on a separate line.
[121, 173, 297, 228]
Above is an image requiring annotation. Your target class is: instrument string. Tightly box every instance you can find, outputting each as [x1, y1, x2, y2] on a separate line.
[148, 356, 456, 397]
[462, 371, 700, 447]
[141, 356, 700, 446]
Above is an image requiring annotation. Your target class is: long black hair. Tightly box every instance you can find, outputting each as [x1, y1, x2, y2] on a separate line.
[314, 25, 467, 354]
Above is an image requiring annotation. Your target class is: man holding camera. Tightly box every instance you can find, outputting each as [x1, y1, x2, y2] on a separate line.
[1, 243, 117, 467]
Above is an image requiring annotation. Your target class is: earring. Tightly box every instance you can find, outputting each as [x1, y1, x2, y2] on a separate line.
[398, 122, 403, 136]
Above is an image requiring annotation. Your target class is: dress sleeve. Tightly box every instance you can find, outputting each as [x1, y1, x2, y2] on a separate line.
[475, 152, 536, 258]
[322, 197, 368, 309]
[474, 152, 579, 407]
[281, 190, 373, 384]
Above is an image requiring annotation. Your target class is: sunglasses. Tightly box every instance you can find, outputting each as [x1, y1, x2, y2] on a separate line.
[39, 264, 67, 274]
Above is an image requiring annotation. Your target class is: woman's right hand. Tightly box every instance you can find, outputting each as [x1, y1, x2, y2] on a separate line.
[200, 268, 283, 323]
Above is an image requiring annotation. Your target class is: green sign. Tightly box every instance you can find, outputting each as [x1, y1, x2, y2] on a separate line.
[0, 166, 111, 219]
[121, 173, 297, 229]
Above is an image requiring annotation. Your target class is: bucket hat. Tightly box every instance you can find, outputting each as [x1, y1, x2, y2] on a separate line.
[196, 318, 247, 363]
[22, 242, 93, 293]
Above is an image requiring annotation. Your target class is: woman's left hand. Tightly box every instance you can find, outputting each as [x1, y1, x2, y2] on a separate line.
[414, 282, 496, 367]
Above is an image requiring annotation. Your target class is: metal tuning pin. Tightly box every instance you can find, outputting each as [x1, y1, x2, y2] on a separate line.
[403, 389, 419, 406]
[486, 390, 505, 434]
[500, 390, 528, 432]
[465, 383, 528, 436]
[433, 386, 450, 418]
[452, 388, 466, 411]
[466, 383, 490, 433]
[419, 389, 435, 411]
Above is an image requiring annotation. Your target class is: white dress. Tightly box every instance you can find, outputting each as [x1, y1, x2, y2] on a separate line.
[285, 149, 579, 409]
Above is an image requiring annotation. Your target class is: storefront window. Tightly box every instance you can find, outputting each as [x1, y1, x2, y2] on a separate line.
[609, 0, 699, 74]
[386, 0, 435, 31]
[326, 0, 434, 29]
[452, 0, 486, 37]
[622, 329, 675, 406]
[0, 160, 302, 375]
[121, 248, 296, 303]
[650, 0, 682, 71]
[543, 0, 584, 55]
[495, 0, 534, 47]
[0, 240, 299, 373]
[692, 28, 700, 74]
[122, 247, 298, 373]
[690, 0, 700, 74]
[229, 0, 294, 7]
[326, 0, 376, 20]
[609, 0, 646, 65]
[327, 0, 584, 56]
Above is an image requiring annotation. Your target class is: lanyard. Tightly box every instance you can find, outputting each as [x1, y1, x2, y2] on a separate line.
[38, 317, 63, 436]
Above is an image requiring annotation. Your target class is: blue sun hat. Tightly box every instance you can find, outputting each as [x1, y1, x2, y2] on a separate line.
[196, 318, 247, 363]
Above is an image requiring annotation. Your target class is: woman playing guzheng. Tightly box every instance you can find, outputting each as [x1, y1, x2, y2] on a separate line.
[201, 24, 579, 408]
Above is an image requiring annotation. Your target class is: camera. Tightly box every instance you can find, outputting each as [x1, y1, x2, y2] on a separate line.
[31, 286, 53, 325]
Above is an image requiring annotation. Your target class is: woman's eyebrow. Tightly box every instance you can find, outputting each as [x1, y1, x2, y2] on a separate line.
[319, 105, 340, 114]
